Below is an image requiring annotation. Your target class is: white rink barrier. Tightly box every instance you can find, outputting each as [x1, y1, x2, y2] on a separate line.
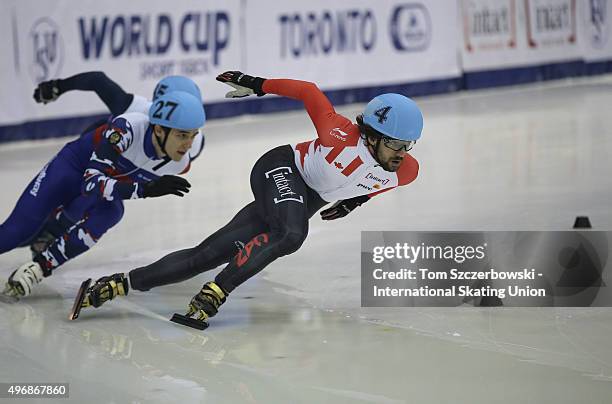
[0, 0, 610, 141]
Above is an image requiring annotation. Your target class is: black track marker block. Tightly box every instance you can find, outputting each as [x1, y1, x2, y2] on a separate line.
[573, 216, 592, 229]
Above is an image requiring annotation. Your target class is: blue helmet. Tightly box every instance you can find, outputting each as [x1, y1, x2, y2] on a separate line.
[153, 75, 202, 101]
[149, 91, 206, 130]
[362, 93, 423, 141]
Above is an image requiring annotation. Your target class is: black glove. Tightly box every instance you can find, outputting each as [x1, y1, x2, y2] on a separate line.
[320, 195, 370, 221]
[142, 175, 191, 198]
[216, 71, 266, 98]
[33, 80, 61, 104]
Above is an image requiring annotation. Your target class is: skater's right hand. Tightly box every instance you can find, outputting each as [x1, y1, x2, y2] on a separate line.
[142, 175, 191, 198]
[216, 71, 266, 98]
[33, 80, 61, 104]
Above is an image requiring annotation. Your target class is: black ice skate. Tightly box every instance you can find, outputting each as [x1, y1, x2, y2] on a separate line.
[69, 273, 129, 320]
[170, 281, 227, 330]
[0, 279, 19, 304]
[69, 278, 92, 320]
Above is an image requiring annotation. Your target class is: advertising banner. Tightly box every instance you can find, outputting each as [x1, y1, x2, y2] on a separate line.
[1, 0, 242, 126]
[460, 0, 585, 71]
[581, 0, 612, 61]
[244, 0, 461, 90]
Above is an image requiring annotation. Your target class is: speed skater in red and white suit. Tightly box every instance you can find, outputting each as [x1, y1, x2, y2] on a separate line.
[76, 71, 423, 325]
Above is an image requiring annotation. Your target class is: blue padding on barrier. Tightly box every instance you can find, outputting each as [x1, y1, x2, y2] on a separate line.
[1, 59, 611, 143]
[0, 77, 460, 143]
[463, 60, 586, 89]
[584, 60, 612, 76]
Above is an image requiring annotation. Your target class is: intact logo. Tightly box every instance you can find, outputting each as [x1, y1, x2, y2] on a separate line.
[330, 128, 349, 142]
[264, 166, 304, 204]
[463, 0, 517, 52]
[525, 0, 576, 47]
[390, 3, 432, 52]
[28, 18, 64, 83]
[365, 172, 390, 186]
[590, 0, 609, 48]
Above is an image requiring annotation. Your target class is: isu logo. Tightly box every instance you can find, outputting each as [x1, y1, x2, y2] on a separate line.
[28, 17, 64, 83]
[590, 0, 609, 48]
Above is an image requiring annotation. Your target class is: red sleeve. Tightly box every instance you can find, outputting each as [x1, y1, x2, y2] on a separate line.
[262, 79, 359, 147]
[368, 155, 419, 198]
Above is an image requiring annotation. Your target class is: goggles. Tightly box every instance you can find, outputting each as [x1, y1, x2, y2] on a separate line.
[381, 137, 415, 152]
[358, 117, 416, 152]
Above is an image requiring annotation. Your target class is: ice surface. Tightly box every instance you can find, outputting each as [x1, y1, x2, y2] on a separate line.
[1, 76, 612, 403]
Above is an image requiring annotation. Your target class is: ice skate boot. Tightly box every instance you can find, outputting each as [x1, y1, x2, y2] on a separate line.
[170, 281, 227, 330]
[4, 261, 45, 298]
[70, 273, 129, 320]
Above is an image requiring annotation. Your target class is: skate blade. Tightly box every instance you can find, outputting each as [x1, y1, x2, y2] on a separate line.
[69, 278, 92, 320]
[0, 292, 19, 304]
[170, 313, 209, 330]
[0, 280, 19, 304]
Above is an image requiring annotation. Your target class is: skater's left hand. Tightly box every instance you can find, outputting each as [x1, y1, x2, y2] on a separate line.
[33, 80, 61, 104]
[320, 195, 370, 220]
